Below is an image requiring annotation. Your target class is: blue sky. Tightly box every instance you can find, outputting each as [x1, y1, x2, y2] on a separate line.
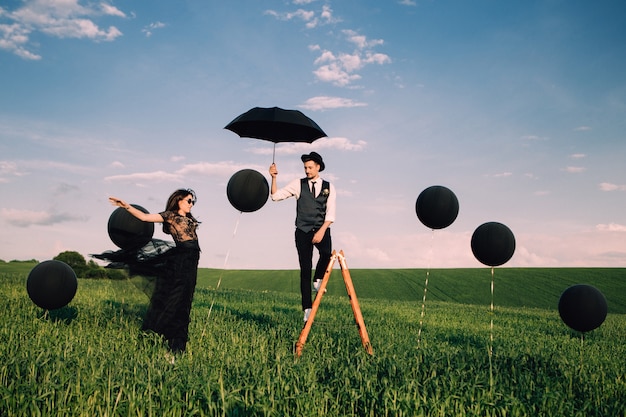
[1, 0, 625, 269]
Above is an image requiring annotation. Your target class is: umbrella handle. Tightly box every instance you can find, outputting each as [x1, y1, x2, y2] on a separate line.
[273, 143, 276, 164]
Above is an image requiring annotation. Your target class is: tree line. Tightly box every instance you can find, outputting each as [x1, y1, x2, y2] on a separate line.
[52, 251, 126, 280]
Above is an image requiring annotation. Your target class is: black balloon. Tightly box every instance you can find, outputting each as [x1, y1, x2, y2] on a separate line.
[471, 222, 516, 266]
[27, 260, 78, 310]
[108, 204, 154, 250]
[558, 284, 608, 332]
[227, 169, 269, 212]
[415, 185, 459, 229]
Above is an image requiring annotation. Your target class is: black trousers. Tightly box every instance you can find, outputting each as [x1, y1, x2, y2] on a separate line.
[295, 228, 332, 310]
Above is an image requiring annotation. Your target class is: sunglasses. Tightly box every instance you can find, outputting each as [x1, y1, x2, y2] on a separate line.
[185, 198, 196, 205]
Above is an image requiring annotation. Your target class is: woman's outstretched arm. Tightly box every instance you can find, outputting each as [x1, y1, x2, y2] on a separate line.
[109, 197, 164, 223]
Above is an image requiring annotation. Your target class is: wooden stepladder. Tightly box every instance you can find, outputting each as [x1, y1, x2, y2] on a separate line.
[295, 250, 373, 357]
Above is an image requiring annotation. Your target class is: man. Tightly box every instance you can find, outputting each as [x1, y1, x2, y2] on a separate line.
[269, 152, 336, 322]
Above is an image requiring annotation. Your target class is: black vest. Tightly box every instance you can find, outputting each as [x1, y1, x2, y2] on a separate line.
[296, 178, 330, 232]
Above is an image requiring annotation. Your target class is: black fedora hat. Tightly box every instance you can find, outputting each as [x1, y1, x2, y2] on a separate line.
[301, 152, 325, 171]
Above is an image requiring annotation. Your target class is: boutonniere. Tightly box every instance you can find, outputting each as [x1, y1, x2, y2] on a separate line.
[322, 188, 330, 196]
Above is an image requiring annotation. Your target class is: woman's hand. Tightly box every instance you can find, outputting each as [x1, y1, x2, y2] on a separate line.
[109, 197, 129, 209]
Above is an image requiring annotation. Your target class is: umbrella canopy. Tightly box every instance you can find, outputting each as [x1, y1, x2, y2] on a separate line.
[225, 106, 327, 144]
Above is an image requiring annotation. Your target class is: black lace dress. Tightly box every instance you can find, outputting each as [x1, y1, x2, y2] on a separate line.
[94, 211, 200, 353]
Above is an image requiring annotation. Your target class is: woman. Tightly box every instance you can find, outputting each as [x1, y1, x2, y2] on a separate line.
[107, 189, 200, 354]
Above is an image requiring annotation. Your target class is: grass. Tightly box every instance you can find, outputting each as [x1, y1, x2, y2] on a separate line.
[1, 263, 625, 416]
[197, 267, 626, 313]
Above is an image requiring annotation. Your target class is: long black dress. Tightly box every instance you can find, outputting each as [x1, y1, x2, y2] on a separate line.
[94, 211, 200, 353]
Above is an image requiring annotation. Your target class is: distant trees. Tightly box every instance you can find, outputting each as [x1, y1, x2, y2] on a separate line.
[0, 259, 38, 263]
[54, 251, 88, 275]
[53, 251, 126, 280]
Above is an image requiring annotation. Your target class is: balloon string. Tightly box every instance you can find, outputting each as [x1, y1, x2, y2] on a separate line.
[579, 332, 585, 373]
[490, 266, 494, 356]
[489, 266, 495, 395]
[417, 229, 435, 349]
[200, 211, 242, 339]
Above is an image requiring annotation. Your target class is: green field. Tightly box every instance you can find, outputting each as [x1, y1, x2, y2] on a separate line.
[1, 262, 625, 416]
[196, 267, 626, 313]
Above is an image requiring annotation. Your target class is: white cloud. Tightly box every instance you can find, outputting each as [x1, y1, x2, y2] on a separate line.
[101, 4, 126, 18]
[521, 135, 548, 141]
[1, 208, 86, 227]
[267, 5, 389, 87]
[142, 21, 166, 37]
[1, 156, 96, 190]
[313, 62, 361, 86]
[176, 161, 256, 177]
[43, 20, 122, 42]
[311, 31, 390, 86]
[0, 160, 27, 177]
[289, 9, 316, 22]
[266, 3, 338, 29]
[343, 29, 384, 49]
[599, 182, 626, 191]
[574, 126, 592, 131]
[399, 0, 417, 6]
[320, 5, 339, 24]
[103, 170, 182, 183]
[313, 137, 367, 151]
[28, 160, 92, 175]
[264, 9, 315, 24]
[563, 166, 586, 173]
[335, 230, 476, 268]
[334, 226, 626, 269]
[0, 21, 42, 60]
[498, 230, 626, 267]
[569, 153, 586, 159]
[0, 0, 124, 59]
[338, 52, 363, 72]
[313, 50, 337, 65]
[299, 96, 367, 110]
[247, 137, 367, 156]
[364, 51, 391, 65]
[596, 223, 626, 232]
[103, 162, 257, 184]
[3, 159, 91, 176]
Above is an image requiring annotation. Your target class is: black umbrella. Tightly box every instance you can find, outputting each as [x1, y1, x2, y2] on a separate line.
[225, 106, 327, 162]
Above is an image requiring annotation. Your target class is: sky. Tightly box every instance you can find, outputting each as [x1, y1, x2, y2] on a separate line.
[1, 0, 625, 270]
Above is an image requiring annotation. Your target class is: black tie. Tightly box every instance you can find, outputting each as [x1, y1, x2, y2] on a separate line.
[311, 181, 316, 197]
